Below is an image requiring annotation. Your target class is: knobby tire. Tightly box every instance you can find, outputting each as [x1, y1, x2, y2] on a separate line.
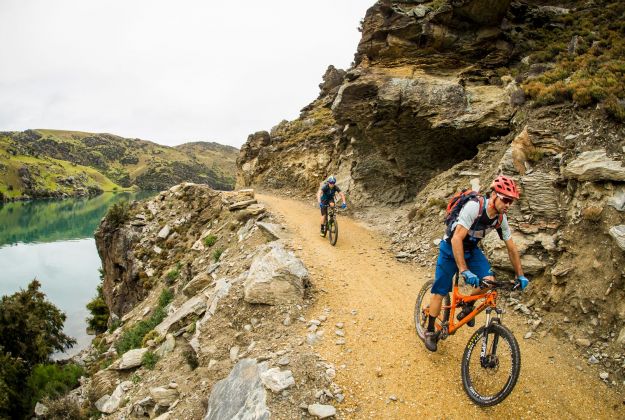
[461, 322, 521, 406]
[328, 217, 338, 246]
[414, 279, 450, 341]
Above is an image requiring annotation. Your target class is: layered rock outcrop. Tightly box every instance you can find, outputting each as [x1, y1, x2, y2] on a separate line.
[237, 0, 520, 204]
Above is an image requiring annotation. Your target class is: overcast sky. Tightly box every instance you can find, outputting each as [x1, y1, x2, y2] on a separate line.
[0, 1, 373, 148]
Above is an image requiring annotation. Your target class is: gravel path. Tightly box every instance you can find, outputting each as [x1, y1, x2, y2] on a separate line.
[260, 194, 625, 419]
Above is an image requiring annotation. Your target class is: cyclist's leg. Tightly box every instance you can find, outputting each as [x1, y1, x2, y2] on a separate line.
[429, 241, 456, 318]
[320, 204, 328, 232]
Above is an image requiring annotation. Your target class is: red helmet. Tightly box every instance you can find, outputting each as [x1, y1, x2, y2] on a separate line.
[490, 175, 520, 199]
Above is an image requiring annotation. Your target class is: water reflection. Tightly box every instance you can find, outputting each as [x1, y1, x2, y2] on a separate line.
[0, 191, 156, 357]
[0, 191, 154, 246]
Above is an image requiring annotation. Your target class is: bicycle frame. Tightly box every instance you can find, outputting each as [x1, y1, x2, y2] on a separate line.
[441, 274, 501, 336]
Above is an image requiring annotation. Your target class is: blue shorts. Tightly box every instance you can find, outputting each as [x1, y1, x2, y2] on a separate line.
[431, 240, 493, 295]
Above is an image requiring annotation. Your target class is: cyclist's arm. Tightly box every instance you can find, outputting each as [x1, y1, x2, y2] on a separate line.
[339, 191, 346, 204]
[504, 238, 524, 277]
[450, 225, 470, 272]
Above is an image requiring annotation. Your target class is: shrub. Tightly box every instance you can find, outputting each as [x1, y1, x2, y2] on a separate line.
[26, 363, 84, 409]
[605, 97, 625, 122]
[115, 289, 173, 355]
[105, 200, 130, 229]
[141, 330, 163, 348]
[41, 395, 84, 420]
[212, 247, 224, 262]
[108, 316, 121, 333]
[165, 263, 181, 284]
[203, 234, 217, 247]
[141, 351, 159, 370]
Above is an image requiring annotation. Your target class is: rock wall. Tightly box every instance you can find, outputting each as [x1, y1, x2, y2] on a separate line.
[237, 0, 521, 205]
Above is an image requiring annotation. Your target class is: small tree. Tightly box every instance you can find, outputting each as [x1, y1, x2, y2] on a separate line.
[86, 284, 109, 335]
[0, 280, 76, 367]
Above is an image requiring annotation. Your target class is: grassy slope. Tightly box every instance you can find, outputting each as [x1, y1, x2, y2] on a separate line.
[0, 130, 238, 198]
[0, 135, 126, 199]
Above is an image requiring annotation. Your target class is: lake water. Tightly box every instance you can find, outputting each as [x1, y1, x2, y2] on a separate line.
[0, 192, 155, 357]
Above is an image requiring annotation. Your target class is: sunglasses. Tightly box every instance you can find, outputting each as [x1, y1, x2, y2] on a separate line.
[496, 193, 514, 205]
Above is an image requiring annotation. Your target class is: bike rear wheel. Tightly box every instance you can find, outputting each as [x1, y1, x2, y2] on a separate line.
[328, 217, 338, 246]
[414, 279, 450, 341]
[461, 322, 521, 406]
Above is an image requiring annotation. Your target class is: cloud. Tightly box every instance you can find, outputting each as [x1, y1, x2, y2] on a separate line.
[0, 0, 372, 147]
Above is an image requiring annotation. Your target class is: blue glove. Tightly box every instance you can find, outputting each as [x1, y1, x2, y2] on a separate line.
[341, 203, 347, 209]
[461, 270, 480, 288]
[319, 203, 324, 209]
[516, 275, 529, 290]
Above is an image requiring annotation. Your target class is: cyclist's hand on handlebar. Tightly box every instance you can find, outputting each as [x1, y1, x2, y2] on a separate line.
[515, 275, 529, 290]
[341, 203, 347, 209]
[461, 270, 480, 288]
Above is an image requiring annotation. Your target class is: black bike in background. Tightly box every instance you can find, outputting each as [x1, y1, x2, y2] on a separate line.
[320, 203, 340, 246]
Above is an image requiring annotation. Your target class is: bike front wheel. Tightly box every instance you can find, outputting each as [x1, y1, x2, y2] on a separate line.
[461, 322, 521, 406]
[328, 217, 338, 246]
[414, 279, 450, 341]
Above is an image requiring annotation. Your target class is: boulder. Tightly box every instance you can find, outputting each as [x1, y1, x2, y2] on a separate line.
[89, 369, 120, 401]
[183, 272, 212, 297]
[608, 186, 625, 212]
[34, 402, 48, 416]
[229, 199, 258, 211]
[256, 222, 283, 240]
[259, 368, 295, 393]
[520, 172, 560, 221]
[150, 386, 180, 407]
[158, 225, 171, 239]
[155, 333, 176, 358]
[114, 348, 148, 370]
[155, 294, 207, 335]
[100, 381, 132, 414]
[563, 150, 625, 182]
[204, 359, 270, 420]
[244, 242, 308, 305]
[308, 404, 336, 419]
[609, 225, 625, 251]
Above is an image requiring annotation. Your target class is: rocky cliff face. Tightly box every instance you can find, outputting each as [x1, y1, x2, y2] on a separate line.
[79, 184, 341, 418]
[236, 0, 625, 380]
[237, 0, 522, 204]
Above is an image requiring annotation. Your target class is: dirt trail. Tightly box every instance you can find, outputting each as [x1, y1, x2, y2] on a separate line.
[258, 194, 624, 419]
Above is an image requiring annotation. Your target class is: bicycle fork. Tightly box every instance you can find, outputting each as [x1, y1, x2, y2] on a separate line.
[480, 307, 504, 368]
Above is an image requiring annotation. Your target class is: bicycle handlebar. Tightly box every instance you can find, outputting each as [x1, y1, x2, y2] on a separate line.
[480, 279, 518, 290]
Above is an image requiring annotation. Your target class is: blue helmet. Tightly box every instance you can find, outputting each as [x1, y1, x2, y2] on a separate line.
[327, 176, 336, 184]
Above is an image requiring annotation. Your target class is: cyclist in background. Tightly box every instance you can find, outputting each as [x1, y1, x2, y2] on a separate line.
[424, 175, 530, 352]
[317, 175, 347, 236]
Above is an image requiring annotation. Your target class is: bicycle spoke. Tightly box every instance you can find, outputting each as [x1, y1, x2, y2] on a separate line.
[466, 330, 514, 399]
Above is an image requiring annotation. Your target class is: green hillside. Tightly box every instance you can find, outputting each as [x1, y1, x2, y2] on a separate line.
[0, 129, 238, 201]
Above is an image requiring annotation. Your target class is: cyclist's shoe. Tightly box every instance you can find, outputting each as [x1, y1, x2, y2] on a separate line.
[456, 306, 475, 327]
[320, 225, 326, 236]
[424, 331, 438, 352]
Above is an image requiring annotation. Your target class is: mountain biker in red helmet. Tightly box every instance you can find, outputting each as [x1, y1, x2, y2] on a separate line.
[317, 175, 347, 236]
[424, 175, 529, 352]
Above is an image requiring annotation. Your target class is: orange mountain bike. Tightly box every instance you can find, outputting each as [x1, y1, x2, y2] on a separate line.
[414, 273, 521, 406]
